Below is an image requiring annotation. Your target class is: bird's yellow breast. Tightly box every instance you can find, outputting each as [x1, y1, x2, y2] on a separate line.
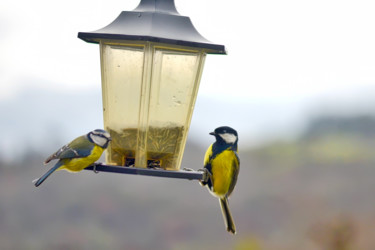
[59, 145, 104, 172]
[211, 149, 237, 197]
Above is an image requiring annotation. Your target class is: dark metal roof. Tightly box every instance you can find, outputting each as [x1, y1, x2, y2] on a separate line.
[78, 0, 226, 54]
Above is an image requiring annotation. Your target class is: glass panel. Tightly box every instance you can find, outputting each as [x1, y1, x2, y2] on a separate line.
[100, 43, 145, 165]
[146, 48, 205, 170]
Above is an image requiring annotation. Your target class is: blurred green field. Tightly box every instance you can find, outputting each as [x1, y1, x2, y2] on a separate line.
[1, 115, 375, 249]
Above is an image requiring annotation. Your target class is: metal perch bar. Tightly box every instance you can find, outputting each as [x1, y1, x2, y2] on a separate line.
[84, 163, 207, 181]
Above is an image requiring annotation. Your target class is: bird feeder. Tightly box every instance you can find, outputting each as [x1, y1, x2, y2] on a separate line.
[78, 0, 226, 178]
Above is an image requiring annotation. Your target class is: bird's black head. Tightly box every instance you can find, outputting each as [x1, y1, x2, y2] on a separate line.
[210, 126, 238, 145]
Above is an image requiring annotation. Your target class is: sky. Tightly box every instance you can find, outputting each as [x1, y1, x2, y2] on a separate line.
[1, 0, 375, 158]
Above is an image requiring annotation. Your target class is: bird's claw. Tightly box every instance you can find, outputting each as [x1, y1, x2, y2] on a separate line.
[92, 163, 101, 174]
[198, 168, 212, 185]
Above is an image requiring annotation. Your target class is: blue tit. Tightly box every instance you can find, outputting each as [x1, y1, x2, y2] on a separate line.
[201, 126, 240, 234]
[34, 129, 111, 187]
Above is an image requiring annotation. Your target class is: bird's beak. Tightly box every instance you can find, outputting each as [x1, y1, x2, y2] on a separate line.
[209, 132, 215, 136]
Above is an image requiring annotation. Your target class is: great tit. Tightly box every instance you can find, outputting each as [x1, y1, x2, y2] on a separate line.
[34, 129, 111, 187]
[201, 126, 240, 234]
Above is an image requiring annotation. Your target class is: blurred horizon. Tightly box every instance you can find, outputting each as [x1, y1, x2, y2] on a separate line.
[2, 80, 375, 163]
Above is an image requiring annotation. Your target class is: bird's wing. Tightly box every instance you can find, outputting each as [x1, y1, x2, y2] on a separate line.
[202, 144, 214, 187]
[234, 151, 240, 166]
[44, 135, 93, 164]
[204, 144, 213, 167]
[227, 151, 240, 197]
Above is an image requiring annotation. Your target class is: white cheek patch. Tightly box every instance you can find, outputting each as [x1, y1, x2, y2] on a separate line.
[219, 133, 237, 144]
[91, 135, 108, 147]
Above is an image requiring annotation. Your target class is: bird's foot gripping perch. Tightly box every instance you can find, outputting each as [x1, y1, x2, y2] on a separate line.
[92, 162, 102, 174]
[183, 167, 212, 186]
[198, 168, 212, 186]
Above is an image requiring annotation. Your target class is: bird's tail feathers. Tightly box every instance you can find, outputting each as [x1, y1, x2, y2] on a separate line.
[220, 197, 236, 234]
[34, 161, 62, 187]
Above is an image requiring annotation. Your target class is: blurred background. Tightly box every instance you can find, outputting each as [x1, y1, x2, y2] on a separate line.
[1, 0, 375, 249]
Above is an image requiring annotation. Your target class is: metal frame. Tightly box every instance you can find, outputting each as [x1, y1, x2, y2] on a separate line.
[84, 163, 207, 181]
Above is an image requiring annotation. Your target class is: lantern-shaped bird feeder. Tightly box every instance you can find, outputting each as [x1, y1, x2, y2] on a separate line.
[79, 0, 226, 179]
